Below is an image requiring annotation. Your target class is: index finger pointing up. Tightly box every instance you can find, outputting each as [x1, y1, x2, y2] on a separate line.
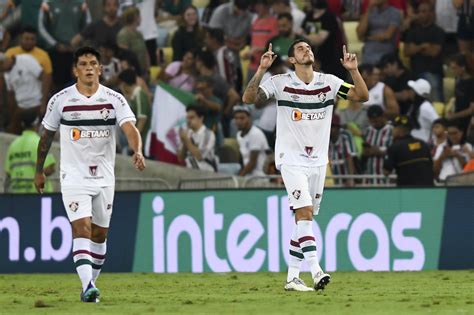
[268, 43, 273, 53]
[342, 45, 347, 56]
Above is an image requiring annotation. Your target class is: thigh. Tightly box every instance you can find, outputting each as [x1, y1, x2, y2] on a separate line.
[308, 165, 327, 215]
[91, 186, 115, 228]
[281, 165, 313, 211]
[62, 188, 93, 223]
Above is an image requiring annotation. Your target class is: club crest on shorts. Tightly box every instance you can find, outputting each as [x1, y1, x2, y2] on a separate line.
[107, 204, 112, 210]
[292, 190, 301, 200]
[305, 146, 313, 156]
[69, 202, 79, 212]
[89, 165, 98, 176]
[100, 108, 110, 121]
[315, 194, 321, 199]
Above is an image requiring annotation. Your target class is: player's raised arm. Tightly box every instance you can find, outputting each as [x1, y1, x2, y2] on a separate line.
[35, 128, 56, 194]
[121, 121, 146, 171]
[340, 45, 369, 102]
[242, 44, 277, 105]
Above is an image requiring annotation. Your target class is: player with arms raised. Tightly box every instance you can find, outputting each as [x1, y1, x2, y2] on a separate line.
[243, 40, 368, 291]
[35, 46, 146, 302]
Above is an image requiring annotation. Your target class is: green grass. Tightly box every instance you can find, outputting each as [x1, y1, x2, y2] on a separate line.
[0, 271, 473, 314]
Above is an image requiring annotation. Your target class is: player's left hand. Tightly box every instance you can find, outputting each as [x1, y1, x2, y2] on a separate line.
[340, 45, 358, 71]
[132, 152, 146, 171]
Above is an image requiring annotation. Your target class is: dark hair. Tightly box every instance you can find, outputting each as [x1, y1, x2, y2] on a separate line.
[235, 0, 250, 10]
[196, 49, 216, 69]
[278, 12, 293, 22]
[358, 64, 375, 75]
[20, 110, 38, 128]
[447, 119, 464, 131]
[122, 7, 139, 26]
[196, 75, 214, 86]
[311, 0, 328, 9]
[274, 0, 291, 6]
[102, 0, 119, 7]
[432, 118, 448, 128]
[99, 40, 117, 52]
[288, 39, 312, 58]
[378, 53, 404, 69]
[367, 105, 384, 118]
[118, 69, 137, 85]
[205, 27, 225, 45]
[186, 105, 206, 118]
[73, 46, 101, 66]
[20, 25, 37, 35]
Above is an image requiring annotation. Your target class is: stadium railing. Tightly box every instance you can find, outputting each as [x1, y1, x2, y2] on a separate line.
[445, 171, 474, 186]
[178, 176, 239, 190]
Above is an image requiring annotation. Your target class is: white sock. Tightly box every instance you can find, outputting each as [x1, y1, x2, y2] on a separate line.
[297, 220, 323, 280]
[287, 223, 303, 282]
[90, 240, 107, 283]
[72, 238, 93, 292]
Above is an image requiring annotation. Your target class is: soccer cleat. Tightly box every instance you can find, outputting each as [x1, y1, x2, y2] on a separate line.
[313, 271, 331, 291]
[284, 277, 315, 292]
[80, 281, 101, 302]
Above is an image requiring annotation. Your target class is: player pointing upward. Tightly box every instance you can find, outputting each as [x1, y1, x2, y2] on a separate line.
[35, 46, 146, 302]
[243, 41, 368, 291]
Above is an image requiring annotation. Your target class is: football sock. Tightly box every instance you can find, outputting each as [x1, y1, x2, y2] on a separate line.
[90, 240, 107, 283]
[287, 223, 303, 282]
[297, 220, 323, 280]
[72, 238, 93, 292]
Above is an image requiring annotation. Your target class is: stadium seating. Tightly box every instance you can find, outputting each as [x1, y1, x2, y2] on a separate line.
[343, 21, 363, 63]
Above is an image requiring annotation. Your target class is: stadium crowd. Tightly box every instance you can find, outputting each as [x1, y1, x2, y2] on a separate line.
[1, 0, 473, 192]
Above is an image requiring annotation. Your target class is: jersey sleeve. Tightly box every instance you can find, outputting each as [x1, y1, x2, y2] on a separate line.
[259, 76, 277, 99]
[42, 93, 63, 131]
[114, 92, 137, 126]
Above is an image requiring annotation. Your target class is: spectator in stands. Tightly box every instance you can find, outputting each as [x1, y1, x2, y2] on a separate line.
[267, 13, 305, 63]
[172, 5, 204, 62]
[272, 0, 305, 34]
[363, 105, 393, 179]
[204, 27, 240, 92]
[430, 118, 448, 156]
[338, 99, 369, 156]
[405, 78, 439, 143]
[117, 7, 149, 77]
[4, 110, 56, 193]
[404, 2, 445, 102]
[303, 0, 346, 79]
[5, 26, 52, 115]
[118, 69, 151, 143]
[202, 0, 227, 25]
[193, 76, 223, 144]
[356, 0, 401, 65]
[1, 52, 46, 134]
[195, 49, 241, 136]
[178, 105, 218, 172]
[0, 22, 9, 51]
[38, 0, 90, 90]
[434, 120, 473, 181]
[99, 41, 122, 89]
[161, 0, 191, 17]
[71, 0, 121, 49]
[340, 0, 363, 21]
[360, 64, 399, 118]
[435, 0, 459, 59]
[136, 0, 159, 66]
[453, 0, 474, 55]
[0, 0, 13, 22]
[329, 114, 357, 186]
[383, 115, 434, 186]
[159, 49, 196, 92]
[233, 105, 270, 176]
[378, 53, 414, 115]
[446, 53, 474, 134]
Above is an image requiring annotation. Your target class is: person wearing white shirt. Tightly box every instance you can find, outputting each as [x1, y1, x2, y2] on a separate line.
[234, 105, 269, 176]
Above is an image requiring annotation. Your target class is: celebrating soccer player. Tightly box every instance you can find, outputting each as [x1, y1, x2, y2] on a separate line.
[243, 41, 368, 291]
[35, 46, 146, 302]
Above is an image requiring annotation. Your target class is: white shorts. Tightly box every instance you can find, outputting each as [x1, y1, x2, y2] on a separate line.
[280, 164, 327, 215]
[61, 186, 115, 228]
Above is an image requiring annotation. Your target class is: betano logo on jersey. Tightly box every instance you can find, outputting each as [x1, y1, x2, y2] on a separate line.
[292, 109, 327, 121]
[70, 128, 111, 141]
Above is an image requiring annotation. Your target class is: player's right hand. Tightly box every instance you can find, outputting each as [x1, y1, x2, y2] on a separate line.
[133, 152, 146, 171]
[259, 44, 277, 71]
[34, 172, 46, 194]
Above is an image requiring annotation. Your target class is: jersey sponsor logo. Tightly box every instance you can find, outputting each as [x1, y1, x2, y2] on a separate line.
[292, 190, 301, 200]
[305, 146, 313, 156]
[89, 165, 98, 176]
[291, 109, 327, 121]
[70, 128, 111, 141]
[69, 202, 79, 212]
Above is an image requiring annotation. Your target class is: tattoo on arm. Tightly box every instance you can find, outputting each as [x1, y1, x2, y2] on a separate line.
[254, 88, 270, 106]
[243, 70, 266, 104]
[36, 129, 56, 173]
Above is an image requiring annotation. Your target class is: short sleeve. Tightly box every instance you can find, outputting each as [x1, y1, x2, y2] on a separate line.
[260, 76, 277, 99]
[42, 93, 63, 131]
[343, 132, 358, 157]
[208, 5, 225, 29]
[113, 92, 136, 126]
[201, 129, 216, 159]
[248, 128, 269, 151]
[40, 52, 53, 74]
[165, 61, 181, 76]
[27, 56, 43, 78]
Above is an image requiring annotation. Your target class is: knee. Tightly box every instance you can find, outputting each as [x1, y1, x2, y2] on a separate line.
[91, 226, 108, 243]
[72, 224, 91, 239]
[295, 207, 313, 221]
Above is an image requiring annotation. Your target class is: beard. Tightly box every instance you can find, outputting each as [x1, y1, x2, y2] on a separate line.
[295, 55, 314, 66]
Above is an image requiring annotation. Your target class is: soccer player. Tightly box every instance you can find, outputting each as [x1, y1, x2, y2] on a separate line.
[242, 40, 368, 291]
[34, 46, 146, 302]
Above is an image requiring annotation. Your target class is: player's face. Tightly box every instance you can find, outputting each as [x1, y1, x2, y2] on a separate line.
[73, 54, 102, 86]
[234, 112, 251, 130]
[290, 42, 314, 66]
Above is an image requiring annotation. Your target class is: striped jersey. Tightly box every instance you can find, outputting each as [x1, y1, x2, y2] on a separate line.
[364, 124, 393, 175]
[42, 84, 136, 187]
[260, 71, 351, 169]
[329, 129, 357, 175]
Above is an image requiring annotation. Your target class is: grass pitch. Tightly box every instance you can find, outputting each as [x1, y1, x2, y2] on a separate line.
[0, 271, 472, 314]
